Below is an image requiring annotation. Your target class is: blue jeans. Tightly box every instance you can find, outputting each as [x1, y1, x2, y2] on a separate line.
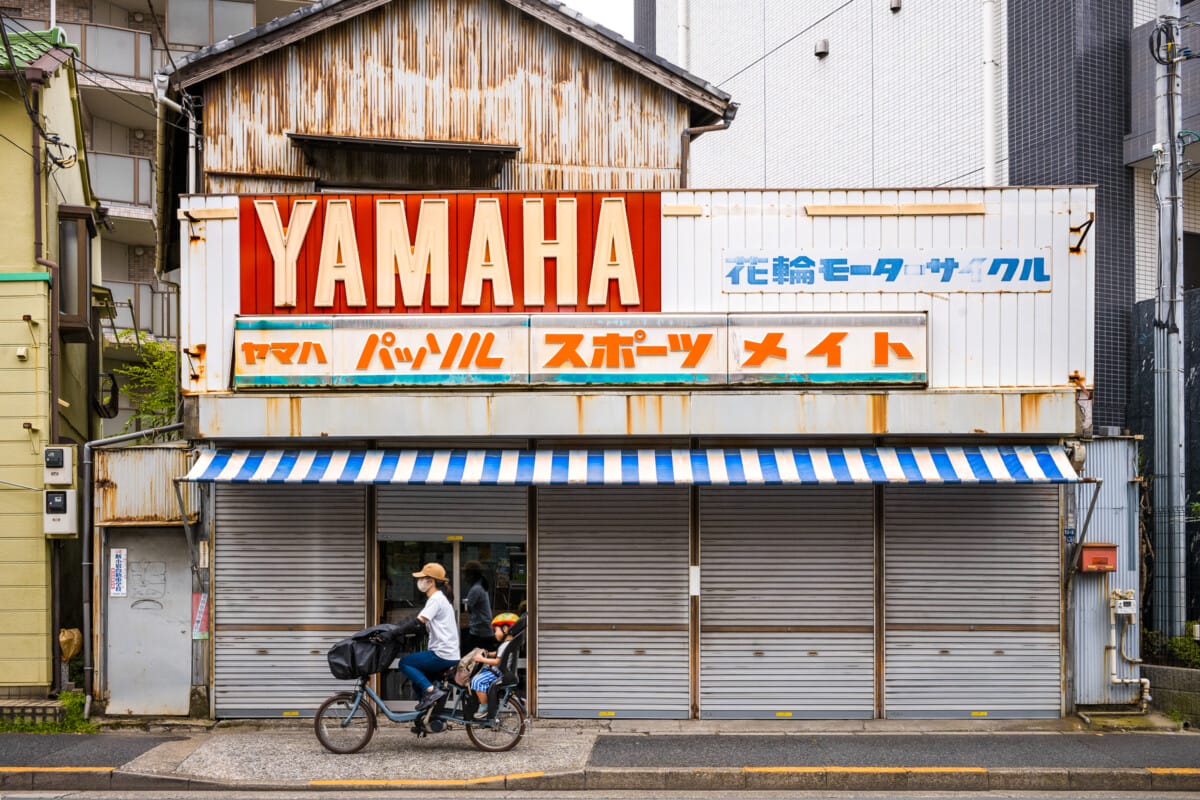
[397, 650, 457, 694]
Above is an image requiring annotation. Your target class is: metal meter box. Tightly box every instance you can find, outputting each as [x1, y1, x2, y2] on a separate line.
[44, 489, 78, 537]
[1114, 598, 1136, 615]
[1079, 542, 1118, 573]
[44, 445, 75, 486]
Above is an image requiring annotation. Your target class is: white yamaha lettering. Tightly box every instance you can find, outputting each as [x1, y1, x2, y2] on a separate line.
[255, 196, 641, 309]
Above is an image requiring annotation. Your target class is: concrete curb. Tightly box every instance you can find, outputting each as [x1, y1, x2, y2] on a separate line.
[4, 765, 1197, 792]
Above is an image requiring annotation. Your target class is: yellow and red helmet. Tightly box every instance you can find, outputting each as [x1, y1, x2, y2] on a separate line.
[491, 612, 520, 629]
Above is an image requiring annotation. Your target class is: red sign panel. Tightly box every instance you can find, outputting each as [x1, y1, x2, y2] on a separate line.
[238, 192, 662, 315]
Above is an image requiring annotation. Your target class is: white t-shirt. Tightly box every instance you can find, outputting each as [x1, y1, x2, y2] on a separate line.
[419, 591, 460, 661]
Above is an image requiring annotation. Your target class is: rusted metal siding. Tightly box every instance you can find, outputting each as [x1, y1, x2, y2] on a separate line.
[96, 444, 200, 525]
[200, 0, 690, 193]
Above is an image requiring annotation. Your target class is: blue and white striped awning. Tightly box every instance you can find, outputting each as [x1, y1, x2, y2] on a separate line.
[184, 446, 1077, 485]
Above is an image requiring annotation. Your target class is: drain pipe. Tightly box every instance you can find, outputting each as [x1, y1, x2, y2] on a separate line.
[680, 105, 738, 189]
[81, 423, 184, 718]
[1108, 588, 1152, 712]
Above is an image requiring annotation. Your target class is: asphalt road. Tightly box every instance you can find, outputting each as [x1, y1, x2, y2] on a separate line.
[0, 733, 180, 767]
[588, 733, 1200, 769]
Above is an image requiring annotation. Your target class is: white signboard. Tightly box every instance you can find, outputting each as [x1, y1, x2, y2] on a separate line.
[235, 316, 529, 387]
[530, 315, 726, 384]
[109, 548, 127, 598]
[233, 313, 927, 387]
[722, 249, 1052, 293]
[729, 314, 926, 384]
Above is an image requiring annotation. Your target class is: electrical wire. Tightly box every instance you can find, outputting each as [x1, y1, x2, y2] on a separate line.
[0, 130, 34, 157]
[2, 13, 194, 137]
[718, 0, 855, 87]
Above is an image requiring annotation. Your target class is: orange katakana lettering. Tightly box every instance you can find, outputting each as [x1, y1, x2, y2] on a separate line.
[741, 332, 787, 367]
[808, 331, 847, 367]
[874, 331, 913, 366]
[544, 333, 587, 368]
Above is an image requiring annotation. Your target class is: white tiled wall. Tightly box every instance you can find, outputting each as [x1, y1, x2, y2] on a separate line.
[1133, 165, 1200, 302]
[1133, 1, 1158, 27]
[663, 0, 1006, 189]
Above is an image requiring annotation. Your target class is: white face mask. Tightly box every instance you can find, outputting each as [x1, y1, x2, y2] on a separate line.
[417, 577, 432, 592]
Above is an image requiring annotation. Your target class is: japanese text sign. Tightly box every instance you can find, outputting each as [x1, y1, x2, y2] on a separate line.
[239, 193, 661, 315]
[232, 313, 927, 387]
[110, 548, 127, 598]
[723, 249, 1052, 293]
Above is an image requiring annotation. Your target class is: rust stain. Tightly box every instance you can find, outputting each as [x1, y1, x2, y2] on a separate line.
[290, 397, 303, 437]
[264, 397, 280, 436]
[1020, 393, 1048, 432]
[868, 394, 888, 434]
[653, 395, 664, 434]
[576, 395, 585, 435]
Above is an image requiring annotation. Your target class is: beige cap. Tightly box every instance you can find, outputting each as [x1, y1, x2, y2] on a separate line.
[412, 563, 447, 581]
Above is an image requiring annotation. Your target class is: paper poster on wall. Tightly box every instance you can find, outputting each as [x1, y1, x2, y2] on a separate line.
[192, 592, 209, 640]
[109, 548, 127, 598]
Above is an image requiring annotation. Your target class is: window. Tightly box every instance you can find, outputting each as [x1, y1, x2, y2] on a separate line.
[57, 208, 95, 333]
[167, 0, 253, 47]
[1185, 232, 1200, 292]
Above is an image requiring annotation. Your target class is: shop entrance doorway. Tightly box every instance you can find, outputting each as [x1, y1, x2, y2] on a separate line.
[375, 486, 528, 703]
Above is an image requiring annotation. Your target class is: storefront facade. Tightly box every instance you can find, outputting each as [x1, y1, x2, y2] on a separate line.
[177, 187, 1093, 720]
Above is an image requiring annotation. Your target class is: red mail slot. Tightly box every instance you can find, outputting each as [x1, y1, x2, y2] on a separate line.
[1080, 543, 1118, 573]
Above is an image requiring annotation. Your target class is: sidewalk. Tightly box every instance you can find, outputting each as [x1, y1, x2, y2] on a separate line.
[1, 715, 1198, 793]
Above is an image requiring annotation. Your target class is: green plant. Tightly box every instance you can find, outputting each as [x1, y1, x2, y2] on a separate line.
[1165, 620, 1200, 668]
[112, 338, 179, 433]
[0, 691, 96, 734]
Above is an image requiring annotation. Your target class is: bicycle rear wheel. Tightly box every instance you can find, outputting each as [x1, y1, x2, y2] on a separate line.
[465, 694, 525, 752]
[315, 692, 376, 754]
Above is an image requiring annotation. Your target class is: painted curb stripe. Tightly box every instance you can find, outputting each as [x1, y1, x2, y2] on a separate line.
[1148, 768, 1200, 775]
[310, 771, 543, 787]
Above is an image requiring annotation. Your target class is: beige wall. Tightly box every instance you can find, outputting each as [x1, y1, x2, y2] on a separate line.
[0, 280, 52, 689]
[0, 57, 93, 693]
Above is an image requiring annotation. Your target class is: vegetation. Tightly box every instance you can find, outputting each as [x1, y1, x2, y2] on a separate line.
[0, 691, 95, 734]
[1142, 621, 1200, 669]
[111, 336, 179, 434]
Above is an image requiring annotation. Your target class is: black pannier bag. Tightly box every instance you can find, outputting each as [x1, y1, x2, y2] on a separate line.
[327, 623, 406, 680]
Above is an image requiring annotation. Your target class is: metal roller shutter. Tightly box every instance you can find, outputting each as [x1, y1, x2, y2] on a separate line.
[699, 487, 875, 719]
[213, 485, 366, 717]
[883, 486, 1062, 719]
[536, 487, 690, 718]
[377, 486, 527, 541]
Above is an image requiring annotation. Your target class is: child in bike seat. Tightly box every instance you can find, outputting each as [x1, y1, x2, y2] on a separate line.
[466, 612, 520, 720]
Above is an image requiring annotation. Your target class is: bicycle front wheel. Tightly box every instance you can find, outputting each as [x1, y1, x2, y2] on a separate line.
[315, 691, 376, 754]
[465, 694, 526, 752]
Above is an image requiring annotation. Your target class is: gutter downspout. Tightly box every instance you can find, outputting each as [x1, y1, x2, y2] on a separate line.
[30, 77, 66, 694]
[677, 0, 690, 70]
[681, 111, 737, 189]
[81, 422, 183, 718]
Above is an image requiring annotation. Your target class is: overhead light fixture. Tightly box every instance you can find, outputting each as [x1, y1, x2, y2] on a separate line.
[814, 39, 829, 58]
[890, 0, 902, 11]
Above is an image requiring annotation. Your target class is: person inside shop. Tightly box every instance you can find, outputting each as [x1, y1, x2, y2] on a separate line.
[465, 612, 521, 721]
[397, 563, 460, 711]
[462, 560, 493, 653]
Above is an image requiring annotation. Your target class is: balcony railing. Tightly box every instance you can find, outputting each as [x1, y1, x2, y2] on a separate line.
[103, 279, 178, 343]
[90, 152, 153, 208]
[5, 18, 152, 81]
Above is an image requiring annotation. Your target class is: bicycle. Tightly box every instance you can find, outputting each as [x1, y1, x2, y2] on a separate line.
[315, 626, 527, 754]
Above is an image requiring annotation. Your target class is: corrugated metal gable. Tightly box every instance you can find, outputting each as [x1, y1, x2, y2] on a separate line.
[200, 0, 691, 192]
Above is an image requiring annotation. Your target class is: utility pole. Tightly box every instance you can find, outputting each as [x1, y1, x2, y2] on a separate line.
[1151, 0, 1188, 637]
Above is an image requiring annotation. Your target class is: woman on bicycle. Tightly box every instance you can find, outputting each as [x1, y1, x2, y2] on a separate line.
[397, 563, 459, 710]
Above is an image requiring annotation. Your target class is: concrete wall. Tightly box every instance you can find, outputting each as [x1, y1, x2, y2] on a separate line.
[1143, 664, 1200, 725]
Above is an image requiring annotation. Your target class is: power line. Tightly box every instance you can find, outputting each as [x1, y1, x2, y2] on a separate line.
[717, 0, 856, 87]
[2, 13, 194, 136]
[0, 130, 34, 157]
